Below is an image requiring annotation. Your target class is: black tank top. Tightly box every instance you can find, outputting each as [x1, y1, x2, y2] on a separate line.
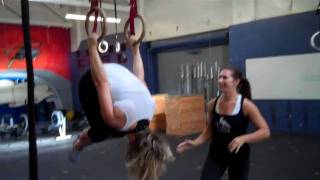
[209, 95, 250, 160]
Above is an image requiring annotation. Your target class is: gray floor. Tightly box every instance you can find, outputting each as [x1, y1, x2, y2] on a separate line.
[0, 133, 320, 180]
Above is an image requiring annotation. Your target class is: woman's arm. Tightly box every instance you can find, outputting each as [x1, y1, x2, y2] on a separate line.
[192, 123, 212, 146]
[87, 34, 125, 129]
[241, 99, 271, 143]
[87, 35, 108, 87]
[228, 99, 270, 153]
[176, 98, 216, 153]
[126, 35, 146, 85]
[192, 98, 216, 146]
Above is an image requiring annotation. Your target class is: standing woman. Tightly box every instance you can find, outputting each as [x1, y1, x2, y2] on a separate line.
[177, 67, 270, 180]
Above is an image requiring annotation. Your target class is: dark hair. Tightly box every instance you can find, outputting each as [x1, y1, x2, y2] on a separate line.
[224, 67, 252, 100]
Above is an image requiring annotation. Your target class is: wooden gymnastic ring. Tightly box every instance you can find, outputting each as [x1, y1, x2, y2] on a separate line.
[124, 14, 145, 45]
[85, 7, 107, 42]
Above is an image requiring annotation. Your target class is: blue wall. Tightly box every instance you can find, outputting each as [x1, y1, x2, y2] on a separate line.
[229, 11, 320, 134]
[140, 42, 159, 94]
[229, 11, 320, 71]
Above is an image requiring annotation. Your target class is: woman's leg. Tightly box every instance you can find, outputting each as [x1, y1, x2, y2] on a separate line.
[68, 127, 91, 162]
[228, 158, 249, 180]
[74, 127, 92, 151]
[201, 156, 227, 180]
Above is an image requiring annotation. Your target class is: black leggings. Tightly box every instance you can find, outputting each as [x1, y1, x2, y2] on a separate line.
[201, 156, 249, 180]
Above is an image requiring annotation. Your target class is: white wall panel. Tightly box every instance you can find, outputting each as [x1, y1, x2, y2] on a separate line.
[246, 53, 320, 99]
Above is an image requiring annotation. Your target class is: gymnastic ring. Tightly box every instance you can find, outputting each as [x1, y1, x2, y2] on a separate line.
[124, 14, 145, 45]
[98, 40, 109, 53]
[19, 114, 28, 132]
[115, 41, 121, 53]
[85, 7, 107, 42]
[310, 31, 320, 51]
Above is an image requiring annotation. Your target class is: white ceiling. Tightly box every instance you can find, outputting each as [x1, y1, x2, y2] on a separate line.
[0, 0, 130, 27]
[1, 0, 319, 43]
[28, 0, 130, 10]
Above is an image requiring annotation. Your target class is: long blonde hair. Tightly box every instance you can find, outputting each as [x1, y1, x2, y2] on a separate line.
[126, 130, 175, 180]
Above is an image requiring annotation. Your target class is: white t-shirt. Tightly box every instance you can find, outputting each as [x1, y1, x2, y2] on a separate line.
[103, 63, 155, 131]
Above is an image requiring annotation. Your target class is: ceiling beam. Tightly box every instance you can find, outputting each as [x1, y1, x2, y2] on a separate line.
[28, 0, 130, 13]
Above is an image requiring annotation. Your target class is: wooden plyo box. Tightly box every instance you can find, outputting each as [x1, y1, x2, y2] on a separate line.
[150, 94, 206, 136]
[150, 94, 168, 131]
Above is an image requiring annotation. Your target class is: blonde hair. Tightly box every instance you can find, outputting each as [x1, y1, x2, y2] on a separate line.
[126, 130, 175, 180]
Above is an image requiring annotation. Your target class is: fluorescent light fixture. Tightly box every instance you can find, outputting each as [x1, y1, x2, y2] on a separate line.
[65, 13, 121, 23]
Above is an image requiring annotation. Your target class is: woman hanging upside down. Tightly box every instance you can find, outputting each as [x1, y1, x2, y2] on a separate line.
[69, 33, 174, 180]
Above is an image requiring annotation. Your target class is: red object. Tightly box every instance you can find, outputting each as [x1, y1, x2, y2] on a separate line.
[129, 0, 138, 35]
[89, 0, 102, 33]
[0, 23, 71, 80]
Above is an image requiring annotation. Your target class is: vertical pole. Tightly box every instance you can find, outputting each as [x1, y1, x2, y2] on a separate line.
[21, 0, 38, 179]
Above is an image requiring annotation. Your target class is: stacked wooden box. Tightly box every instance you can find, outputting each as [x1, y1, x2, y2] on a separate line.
[149, 94, 168, 131]
[150, 94, 207, 136]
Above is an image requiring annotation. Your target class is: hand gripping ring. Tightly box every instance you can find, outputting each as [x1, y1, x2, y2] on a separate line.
[310, 31, 320, 51]
[85, 7, 107, 42]
[124, 14, 145, 45]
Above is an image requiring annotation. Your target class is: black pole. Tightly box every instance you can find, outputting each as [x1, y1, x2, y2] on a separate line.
[113, 0, 118, 38]
[21, 0, 38, 180]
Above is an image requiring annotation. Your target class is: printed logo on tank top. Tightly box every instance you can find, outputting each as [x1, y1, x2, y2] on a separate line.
[216, 117, 231, 133]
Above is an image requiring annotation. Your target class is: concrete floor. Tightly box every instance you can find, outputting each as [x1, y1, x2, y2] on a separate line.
[0, 133, 320, 180]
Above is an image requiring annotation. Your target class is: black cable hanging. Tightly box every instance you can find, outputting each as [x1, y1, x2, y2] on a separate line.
[21, 0, 38, 179]
[114, 0, 121, 53]
[317, 0, 320, 29]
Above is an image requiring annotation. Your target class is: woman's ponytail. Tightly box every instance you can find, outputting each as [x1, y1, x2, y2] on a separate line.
[238, 78, 252, 100]
[224, 66, 252, 100]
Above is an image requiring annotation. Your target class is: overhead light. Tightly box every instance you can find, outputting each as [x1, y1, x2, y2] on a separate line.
[65, 13, 121, 23]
